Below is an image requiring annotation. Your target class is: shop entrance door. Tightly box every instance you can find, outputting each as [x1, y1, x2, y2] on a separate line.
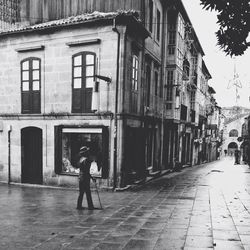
[21, 127, 43, 184]
[125, 127, 146, 184]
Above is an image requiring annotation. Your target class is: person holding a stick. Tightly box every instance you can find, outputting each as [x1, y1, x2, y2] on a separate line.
[76, 146, 96, 210]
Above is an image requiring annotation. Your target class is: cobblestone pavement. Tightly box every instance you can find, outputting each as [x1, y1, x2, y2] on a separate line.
[1, 157, 250, 250]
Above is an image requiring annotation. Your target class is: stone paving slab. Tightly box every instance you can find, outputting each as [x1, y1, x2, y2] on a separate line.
[1, 157, 250, 249]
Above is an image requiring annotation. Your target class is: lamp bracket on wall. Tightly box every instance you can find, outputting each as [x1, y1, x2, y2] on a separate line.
[94, 75, 111, 83]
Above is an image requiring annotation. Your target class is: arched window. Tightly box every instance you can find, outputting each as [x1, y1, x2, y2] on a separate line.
[72, 52, 96, 113]
[21, 58, 41, 113]
[229, 129, 238, 137]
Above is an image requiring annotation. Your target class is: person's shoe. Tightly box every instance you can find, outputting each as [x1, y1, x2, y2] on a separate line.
[76, 206, 85, 210]
[88, 206, 95, 210]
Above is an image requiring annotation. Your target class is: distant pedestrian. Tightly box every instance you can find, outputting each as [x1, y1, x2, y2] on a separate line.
[75, 146, 96, 210]
[224, 149, 227, 156]
[234, 149, 241, 165]
[217, 147, 221, 159]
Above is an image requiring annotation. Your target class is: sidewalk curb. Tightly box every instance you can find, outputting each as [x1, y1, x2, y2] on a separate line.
[0, 160, 219, 192]
[127, 160, 218, 191]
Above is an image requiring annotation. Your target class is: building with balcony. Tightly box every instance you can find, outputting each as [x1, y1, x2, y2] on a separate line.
[163, 1, 217, 168]
[205, 86, 221, 162]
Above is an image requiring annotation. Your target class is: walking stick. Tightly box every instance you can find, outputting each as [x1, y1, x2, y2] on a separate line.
[94, 180, 103, 209]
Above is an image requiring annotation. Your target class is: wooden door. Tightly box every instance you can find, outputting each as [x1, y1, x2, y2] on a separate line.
[21, 127, 43, 184]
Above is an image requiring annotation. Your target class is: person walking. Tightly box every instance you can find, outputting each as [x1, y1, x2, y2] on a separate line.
[234, 149, 241, 165]
[224, 149, 227, 156]
[76, 146, 96, 210]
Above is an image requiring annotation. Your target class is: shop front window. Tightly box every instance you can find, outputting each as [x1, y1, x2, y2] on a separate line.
[55, 126, 109, 178]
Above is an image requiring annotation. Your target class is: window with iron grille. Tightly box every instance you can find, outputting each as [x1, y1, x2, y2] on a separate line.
[21, 58, 41, 114]
[72, 52, 95, 113]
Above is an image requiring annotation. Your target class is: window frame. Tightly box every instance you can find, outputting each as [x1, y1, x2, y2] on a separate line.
[190, 91, 196, 110]
[131, 53, 140, 113]
[131, 54, 139, 92]
[166, 70, 175, 107]
[54, 125, 109, 178]
[72, 51, 96, 113]
[229, 129, 238, 137]
[21, 57, 41, 114]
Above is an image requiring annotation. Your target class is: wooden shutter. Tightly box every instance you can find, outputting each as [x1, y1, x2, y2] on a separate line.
[84, 88, 92, 112]
[72, 52, 95, 113]
[21, 58, 41, 114]
[32, 91, 41, 113]
[101, 126, 109, 178]
[22, 92, 31, 113]
[54, 125, 63, 174]
[72, 89, 82, 113]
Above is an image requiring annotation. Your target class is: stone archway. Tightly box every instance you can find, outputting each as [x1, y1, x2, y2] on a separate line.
[228, 142, 238, 156]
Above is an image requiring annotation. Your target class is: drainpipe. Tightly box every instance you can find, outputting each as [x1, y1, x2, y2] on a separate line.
[112, 17, 121, 189]
[8, 125, 12, 184]
[160, 6, 167, 171]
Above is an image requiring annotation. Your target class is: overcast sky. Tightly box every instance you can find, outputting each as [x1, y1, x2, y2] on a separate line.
[182, 0, 250, 108]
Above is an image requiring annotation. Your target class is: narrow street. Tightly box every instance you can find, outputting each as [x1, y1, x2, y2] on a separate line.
[1, 157, 250, 250]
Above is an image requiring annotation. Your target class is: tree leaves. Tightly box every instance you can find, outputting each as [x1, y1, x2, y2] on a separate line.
[200, 0, 250, 56]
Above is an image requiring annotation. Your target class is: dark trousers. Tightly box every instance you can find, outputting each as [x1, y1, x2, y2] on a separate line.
[77, 180, 94, 208]
[235, 156, 240, 164]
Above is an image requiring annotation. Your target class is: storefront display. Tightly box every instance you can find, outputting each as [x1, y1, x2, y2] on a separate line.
[55, 126, 109, 178]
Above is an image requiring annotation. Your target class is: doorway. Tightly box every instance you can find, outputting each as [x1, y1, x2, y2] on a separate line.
[228, 142, 238, 156]
[124, 127, 146, 185]
[21, 127, 43, 184]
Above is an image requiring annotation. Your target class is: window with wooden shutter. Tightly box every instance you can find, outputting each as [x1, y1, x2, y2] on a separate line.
[21, 58, 41, 114]
[72, 52, 96, 113]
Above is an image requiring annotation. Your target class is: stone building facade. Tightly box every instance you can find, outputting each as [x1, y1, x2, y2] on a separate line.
[0, 0, 220, 189]
[0, 11, 150, 188]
